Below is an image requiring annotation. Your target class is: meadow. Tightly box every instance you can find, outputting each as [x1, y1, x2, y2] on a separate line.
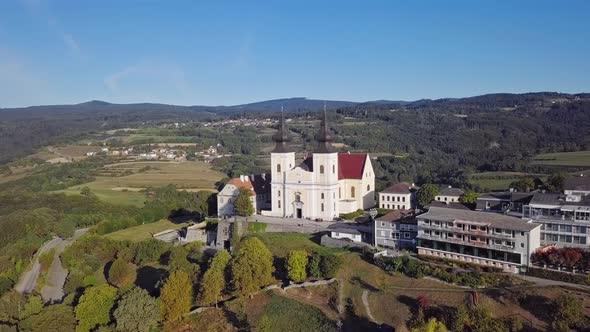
[104, 219, 190, 242]
[532, 150, 590, 167]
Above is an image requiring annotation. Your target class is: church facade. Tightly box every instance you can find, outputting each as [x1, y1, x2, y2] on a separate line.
[265, 110, 375, 221]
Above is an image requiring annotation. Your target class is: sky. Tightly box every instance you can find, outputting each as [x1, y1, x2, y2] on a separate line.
[0, 0, 589, 108]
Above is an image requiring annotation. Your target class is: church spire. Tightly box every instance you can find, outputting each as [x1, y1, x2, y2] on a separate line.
[271, 107, 292, 153]
[315, 104, 335, 153]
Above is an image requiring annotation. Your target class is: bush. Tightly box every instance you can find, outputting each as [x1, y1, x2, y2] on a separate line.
[340, 209, 364, 221]
[526, 267, 587, 285]
[0, 277, 14, 297]
[320, 255, 341, 278]
[307, 254, 322, 279]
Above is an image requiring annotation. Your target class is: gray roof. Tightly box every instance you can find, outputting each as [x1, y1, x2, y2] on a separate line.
[529, 192, 590, 207]
[381, 182, 415, 194]
[418, 206, 539, 231]
[564, 176, 590, 191]
[438, 187, 464, 196]
[478, 192, 511, 201]
[330, 228, 362, 235]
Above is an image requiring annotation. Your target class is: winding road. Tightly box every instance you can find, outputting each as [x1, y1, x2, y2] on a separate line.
[15, 228, 89, 303]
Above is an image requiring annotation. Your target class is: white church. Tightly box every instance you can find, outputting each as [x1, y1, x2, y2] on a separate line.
[263, 110, 375, 220]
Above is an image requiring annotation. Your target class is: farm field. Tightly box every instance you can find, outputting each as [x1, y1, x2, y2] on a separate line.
[532, 151, 590, 166]
[58, 160, 224, 206]
[249, 232, 342, 258]
[470, 172, 546, 191]
[104, 219, 190, 242]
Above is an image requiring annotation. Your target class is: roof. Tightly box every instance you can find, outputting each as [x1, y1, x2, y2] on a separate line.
[478, 192, 511, 201]
[429, 201, 473, 210]
[438, 187, 465, 196]
[376, 209, 415, 222]
[227, 174, 271, 195]
[382, 182, 415, 194]
[338, 153, 367, 180]
[564, 175, 590, 191]
[477, 191, 534, 204]
[330, 228, 362, 235]
[529, 192, 590, 207]
[418, 206, 539, 231]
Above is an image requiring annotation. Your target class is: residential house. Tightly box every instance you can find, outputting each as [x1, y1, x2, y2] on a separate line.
[435, 186, 464, 203]
[217, 174, 271, 217]
[374, 209, 417, 250]
[379, 182, 418, 210]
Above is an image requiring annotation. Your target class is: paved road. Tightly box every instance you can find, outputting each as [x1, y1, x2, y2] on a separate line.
[14, 237, 64, 294]
[40, 228, 89, 303]
[15, 228, 89, 301]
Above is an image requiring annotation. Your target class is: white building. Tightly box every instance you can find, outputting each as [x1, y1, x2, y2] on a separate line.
[379, 182, 418, 210]
[265, 110, 375, 221]
[217, 174, 271, 217]
[435, 186, 464, 203]
[330, 228, 362, 242]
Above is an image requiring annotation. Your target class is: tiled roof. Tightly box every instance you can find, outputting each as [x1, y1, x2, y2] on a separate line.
[382, 182, 414, 194]
[338, 153, 367, 180]
[227, 174, 271, 195]
[564, 175, 590, 191]
[438, 187, 465, 196]
[376, 209, 415, 222]
[418, 206, 539, 231]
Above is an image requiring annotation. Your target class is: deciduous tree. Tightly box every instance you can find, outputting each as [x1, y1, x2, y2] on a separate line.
[75, 284, 118, 332]
[460, 191, 479, 204]
[234, 187, 254, 217]
[286, 250, 308, 283]
[108, 258, 136, 288]
[113, 287, 159, 332]
[198, 249, 231, 306]
[231, 237, 274, 296]
[160, 270, 193, 322]
[416, 184, 439, 207]
[19, 304, 76, 332]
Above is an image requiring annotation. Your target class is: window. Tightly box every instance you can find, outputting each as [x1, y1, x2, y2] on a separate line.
[339, 188, 341, 198]
[351, 186, 356, 198]
[520, 243, 524, 248]
[321, 203, 324, 212]
[402, 197, 406, 202]
[320, 165, 324, 174]
[332, 164, 335, 174]
[277, 164, 281, 172]
[381, 222, 385, 227]
[334, 232, 339, 237]
[278, 200, 281, 208]
[520, 232, 525, 236]
[367, 184, 370, 191]
[278, 190, 281, 197]
[321, 193, 324, 199]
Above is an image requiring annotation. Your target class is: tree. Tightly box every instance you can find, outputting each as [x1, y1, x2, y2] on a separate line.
[167, 246, 199, 282]
[547, 173, 567, 192]
[75, 284, 118, 332]
[19, 304, 76, 332]
[460, 190, 479, 204]
[509, 177, 535, 192]
[307, 253, 322, 279]
[19, 295, 43, 320]
[410, 318, 448, 332]
[286, 250, 308, 283]
[552, 293, 583, 330]
[320, 255, 341, 278]
[108, 258, 136, 288]
[234, 187, 254, 216]
[231, 237, 275, 296]
[114, 287, 159, 332]
[416, 184, 439, 207]
[198, 249, 231, 306]
[160, 270, 193, 322]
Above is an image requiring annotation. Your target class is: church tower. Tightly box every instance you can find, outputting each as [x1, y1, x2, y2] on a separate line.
[312, 108, 340, 220]
[270, 109, 295, 217]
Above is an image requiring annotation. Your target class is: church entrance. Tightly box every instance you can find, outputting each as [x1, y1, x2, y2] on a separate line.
[296, 208, 302, 219]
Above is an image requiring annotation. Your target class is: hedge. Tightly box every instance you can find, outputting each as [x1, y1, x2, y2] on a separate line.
[526, 267, 589, 285]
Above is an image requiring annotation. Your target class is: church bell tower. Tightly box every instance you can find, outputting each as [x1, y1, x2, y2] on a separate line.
[270, 109, 295, 217]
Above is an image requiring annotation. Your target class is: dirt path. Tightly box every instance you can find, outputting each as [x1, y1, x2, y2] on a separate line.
[15, 237, 63, 294]
[361, 290, 377, 323]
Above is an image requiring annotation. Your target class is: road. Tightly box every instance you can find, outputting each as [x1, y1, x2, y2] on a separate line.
[15, 228, 89, 302]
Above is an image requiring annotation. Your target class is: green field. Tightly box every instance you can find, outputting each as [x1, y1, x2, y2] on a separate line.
[470, 172, 546, 191]
[104, 219, 190, 242]
[58, 161, 224, 206]
[249, 232, 342, 258]
[532, 151, 590, 166]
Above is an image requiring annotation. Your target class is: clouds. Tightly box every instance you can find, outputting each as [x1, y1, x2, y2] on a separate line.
[103, 60, 194, 104]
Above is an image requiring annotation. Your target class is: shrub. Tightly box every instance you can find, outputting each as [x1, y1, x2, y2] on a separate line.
[307, 254, 322, 279]
[526, 267, 587, 285]
[320, 255, 341, 278]
[286, 250, 308, 283]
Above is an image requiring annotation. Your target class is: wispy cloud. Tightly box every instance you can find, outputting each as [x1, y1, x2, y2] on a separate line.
[104, 60, 193, 104]
[20, 0, 82, 56]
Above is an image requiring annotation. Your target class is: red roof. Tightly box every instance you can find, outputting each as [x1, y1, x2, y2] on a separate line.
[338, 153, 367, 180]
[227, 175, 271, 195]
[302, 152, 367, 180]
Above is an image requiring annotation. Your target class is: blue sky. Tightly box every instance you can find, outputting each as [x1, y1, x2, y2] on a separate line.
[1, 0, 589, 107]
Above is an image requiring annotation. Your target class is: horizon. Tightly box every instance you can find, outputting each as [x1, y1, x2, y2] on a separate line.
[1, 1, 589, 107]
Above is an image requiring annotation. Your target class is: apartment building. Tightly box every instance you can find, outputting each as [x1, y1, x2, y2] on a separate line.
[434, 186, 464, 203]
[374, 210, 417, 250]
[522, 176, 590, 247]
[417, 206, 541, 273]
[379, 182, 418, 210]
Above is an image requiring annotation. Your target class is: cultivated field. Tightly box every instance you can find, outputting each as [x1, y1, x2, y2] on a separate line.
[59, 161, 224, 206]
[532, 151, 590, 167]
[470, 172, 546, 191]
[104, 219, 190, 242]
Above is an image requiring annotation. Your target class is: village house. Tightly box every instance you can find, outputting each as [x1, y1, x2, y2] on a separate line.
[378, 182, 418, 210]
[217, 174, 271, 217]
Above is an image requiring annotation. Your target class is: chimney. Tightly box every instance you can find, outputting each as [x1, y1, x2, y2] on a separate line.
[245, 175, 249, 182]
[240, 175, 244, 182]
[251, 174, 255, 181]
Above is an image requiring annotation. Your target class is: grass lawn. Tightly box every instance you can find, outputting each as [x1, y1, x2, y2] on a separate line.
[225, 292, 337, 332]
[249, 232, 342, 257]
[532, 151, 590, 167]
[103, 219, 189, 242]
[58, 183, 147, 207]
[470, 172, 546, 191]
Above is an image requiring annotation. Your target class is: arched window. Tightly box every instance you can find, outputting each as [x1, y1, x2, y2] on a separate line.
[321, 193, 324, 199]
[367, 184, 370, 191]
[278, 190, 281, 197]
[278, 200, 281, 208]
[332, 165, 335, 174]
[320, 165, 324, 174]
[351, 186, 356, 198]
[277, 164, 281, 173]
[321, 203, 324, 212]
